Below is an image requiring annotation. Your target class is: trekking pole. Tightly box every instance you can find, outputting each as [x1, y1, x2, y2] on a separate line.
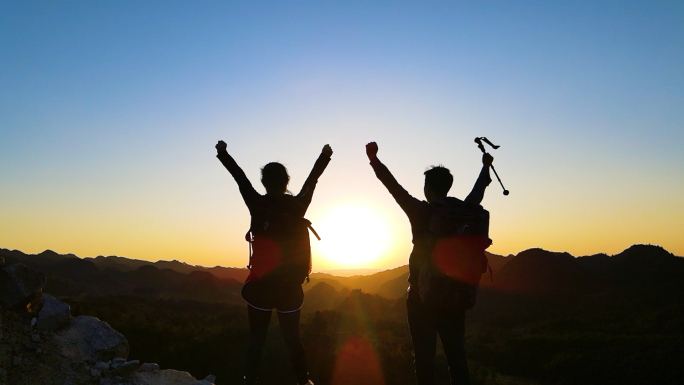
[474, 137, 509, 196]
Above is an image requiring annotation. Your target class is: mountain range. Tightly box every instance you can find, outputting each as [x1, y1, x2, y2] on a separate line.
[1, 244, 681, 312]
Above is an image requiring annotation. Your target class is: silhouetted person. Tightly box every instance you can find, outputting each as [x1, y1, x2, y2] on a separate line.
[366, 142, 492, 385]
[216, 140, 332, 385]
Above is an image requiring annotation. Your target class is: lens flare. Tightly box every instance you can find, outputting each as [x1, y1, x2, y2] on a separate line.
[331, 335, 385, 385]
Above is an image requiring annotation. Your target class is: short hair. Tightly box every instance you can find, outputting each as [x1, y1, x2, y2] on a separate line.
[424, 165, 453, 197]
[261, 162, 290, 194]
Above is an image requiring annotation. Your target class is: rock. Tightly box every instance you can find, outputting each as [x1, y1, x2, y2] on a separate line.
[32, 333, 41, 342]
[193, 380, 215, 385]
[27, 294, 45, 314]
[56, 315, 129, 363]
[95, 361, 110, 372]
[36, 294, 71, 331]
[110, 359, 140, 377]
[111, 357, 126, 368]
[138, 362, 160, 373]
[13, 356, 22, 365]
[132, 369, 200, 385]
[0, 264, 46, 311]
[0, 257, 4, 267]
[23, 342, 38, 351]
[202, 375, 216, 384]
[90, 368, 101, 377]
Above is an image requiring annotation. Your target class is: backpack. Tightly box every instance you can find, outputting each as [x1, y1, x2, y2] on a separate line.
[245, 212, 320, 285]
[418, 200, 492, 310]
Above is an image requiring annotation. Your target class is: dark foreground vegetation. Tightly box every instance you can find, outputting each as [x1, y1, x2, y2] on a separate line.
[67, 282, 683, 385]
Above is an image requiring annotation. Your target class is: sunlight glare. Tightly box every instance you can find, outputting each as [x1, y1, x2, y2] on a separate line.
[313, 203, 392, 269]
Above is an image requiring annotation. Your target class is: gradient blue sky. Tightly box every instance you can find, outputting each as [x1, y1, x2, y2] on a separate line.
[2, 1, 682, 269]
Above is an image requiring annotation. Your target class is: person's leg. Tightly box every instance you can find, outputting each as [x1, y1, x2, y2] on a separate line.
[436, 310, 470, 385]
[277, 309, 309, 385]
[407, 291, 438, 385]
[245, 305, 272, 385]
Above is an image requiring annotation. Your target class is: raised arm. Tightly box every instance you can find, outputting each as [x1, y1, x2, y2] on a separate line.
[464, 153, 493, 204]
[297, 144, 333, 205]
[215, 140, 259, 204]
[366, 142, 422, 214]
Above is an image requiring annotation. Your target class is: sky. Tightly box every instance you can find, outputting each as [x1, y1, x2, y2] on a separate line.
[1, 1, 682, 270]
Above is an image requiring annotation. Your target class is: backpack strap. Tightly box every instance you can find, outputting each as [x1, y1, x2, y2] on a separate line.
[245, 231, 254, 270]
[308, 225, 321, 241]
[300, 218, 321, 241]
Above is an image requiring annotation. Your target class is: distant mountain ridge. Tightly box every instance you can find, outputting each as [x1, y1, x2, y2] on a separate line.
[488, 244, 683, 303]
[1, 244, 681, 308]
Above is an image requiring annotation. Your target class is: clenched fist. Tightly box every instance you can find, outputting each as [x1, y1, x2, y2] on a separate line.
[366, 142, 378, 161]
[215, 140, 227, 153]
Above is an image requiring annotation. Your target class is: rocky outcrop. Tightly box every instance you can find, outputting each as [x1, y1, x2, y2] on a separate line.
[56, 315, 130, 363]
[36, 294, 71, 331]
[0, 302, 218, 385]
[0, 264, 217, 385]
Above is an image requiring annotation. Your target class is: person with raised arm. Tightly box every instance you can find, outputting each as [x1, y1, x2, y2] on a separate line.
[366, 141, 492, 385]
[216, 140, 332, 385]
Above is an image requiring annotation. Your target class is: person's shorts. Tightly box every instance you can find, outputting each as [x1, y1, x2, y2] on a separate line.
[241, 277, 304, 313]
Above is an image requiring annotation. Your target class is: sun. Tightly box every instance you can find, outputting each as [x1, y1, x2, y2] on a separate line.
[311, 203, 393, 269]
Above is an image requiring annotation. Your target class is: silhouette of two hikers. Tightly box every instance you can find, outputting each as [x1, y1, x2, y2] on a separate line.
[216, 140, 332, 385]
[366, 141, 493, 385]
[217, 139, 494, 385]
